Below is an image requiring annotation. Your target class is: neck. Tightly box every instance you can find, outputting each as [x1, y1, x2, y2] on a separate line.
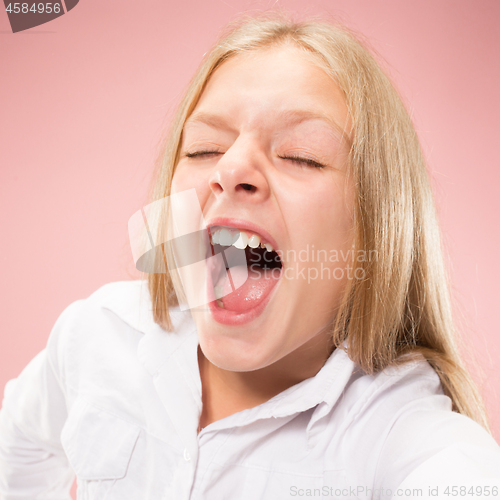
[197, 330, 334, 430]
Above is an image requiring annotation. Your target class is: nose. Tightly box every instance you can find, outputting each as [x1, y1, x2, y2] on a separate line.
[208, 138, 271, 204]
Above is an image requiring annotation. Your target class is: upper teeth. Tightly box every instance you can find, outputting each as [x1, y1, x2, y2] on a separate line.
[209, 227, 274, 252]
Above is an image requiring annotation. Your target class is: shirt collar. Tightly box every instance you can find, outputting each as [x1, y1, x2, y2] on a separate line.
[204, 344, 356, 433]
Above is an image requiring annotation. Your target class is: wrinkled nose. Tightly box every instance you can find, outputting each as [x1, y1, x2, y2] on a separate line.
[208, 138, 271, 205]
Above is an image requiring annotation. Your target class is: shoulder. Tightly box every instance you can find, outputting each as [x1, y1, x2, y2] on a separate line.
[327, 354, 449, 470]
[71, 280, 154, 330]
[338, 353, 448, 434]
[48, 280, 148, 329]
[373, 360, 500, 489]
[49, 279, 190, 340]
[337, 354, 500, 492]
[46, 280, 193, 394]
[46, 281, 150, 356]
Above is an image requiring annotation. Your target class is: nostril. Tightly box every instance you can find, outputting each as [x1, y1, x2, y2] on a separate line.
[240, 183, 255, 192]
[211, 182, 223, 195]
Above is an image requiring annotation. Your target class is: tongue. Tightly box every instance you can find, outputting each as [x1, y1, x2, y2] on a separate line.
[218, 265, 280, 313]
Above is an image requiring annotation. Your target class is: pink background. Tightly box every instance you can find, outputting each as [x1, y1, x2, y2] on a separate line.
[1, 1, 499, 488]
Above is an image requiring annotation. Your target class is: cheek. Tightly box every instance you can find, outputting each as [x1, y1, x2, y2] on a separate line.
[286, 181, 353, 249]
[171, 165, 210, 203]
[171, 165, 192, 194]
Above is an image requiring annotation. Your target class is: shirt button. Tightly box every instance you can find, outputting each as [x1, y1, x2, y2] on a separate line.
[183, 448, 191, 461]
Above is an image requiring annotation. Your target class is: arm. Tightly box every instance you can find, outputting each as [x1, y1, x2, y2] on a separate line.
[392, 442, 500, 499]
[378, 406, 500, 500]
[0, 302, 83, 500]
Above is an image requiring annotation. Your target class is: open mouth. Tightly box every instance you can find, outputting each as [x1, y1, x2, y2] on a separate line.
[207, 225, 282, 319]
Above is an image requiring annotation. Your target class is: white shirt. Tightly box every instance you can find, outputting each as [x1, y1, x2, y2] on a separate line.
[0, 280, 499, 500]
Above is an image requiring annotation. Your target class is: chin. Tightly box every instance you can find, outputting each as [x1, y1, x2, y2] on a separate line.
[197, 322, 284, 372]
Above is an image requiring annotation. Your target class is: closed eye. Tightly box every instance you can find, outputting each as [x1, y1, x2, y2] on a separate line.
[184, 150, 222, 158]
[278, 155, 326, 169]
[184, 150, 326, 169]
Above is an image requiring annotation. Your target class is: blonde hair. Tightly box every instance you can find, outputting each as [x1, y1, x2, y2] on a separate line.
[146, 11, 489, 430]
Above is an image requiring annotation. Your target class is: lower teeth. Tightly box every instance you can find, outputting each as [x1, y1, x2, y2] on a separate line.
[214, 285, 224, 299]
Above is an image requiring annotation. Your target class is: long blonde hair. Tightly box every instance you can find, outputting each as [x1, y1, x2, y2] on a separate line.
[146, 11, 489, 430]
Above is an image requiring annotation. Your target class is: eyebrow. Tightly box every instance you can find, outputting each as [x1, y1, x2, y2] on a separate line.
[184, 108, 350, 143]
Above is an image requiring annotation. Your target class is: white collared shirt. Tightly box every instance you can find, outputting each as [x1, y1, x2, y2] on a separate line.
[0, 280, 499, 500]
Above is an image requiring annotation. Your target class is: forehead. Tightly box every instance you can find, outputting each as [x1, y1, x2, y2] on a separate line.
[185, 45, 351, 139]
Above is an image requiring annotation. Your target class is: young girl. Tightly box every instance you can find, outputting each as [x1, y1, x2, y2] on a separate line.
[1, 13, 499, 500]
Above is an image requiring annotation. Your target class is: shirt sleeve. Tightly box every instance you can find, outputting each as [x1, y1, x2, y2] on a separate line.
[392, 442, 500, 499]
[378, 402, 500, 500]
[0, 301, 84, 500]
